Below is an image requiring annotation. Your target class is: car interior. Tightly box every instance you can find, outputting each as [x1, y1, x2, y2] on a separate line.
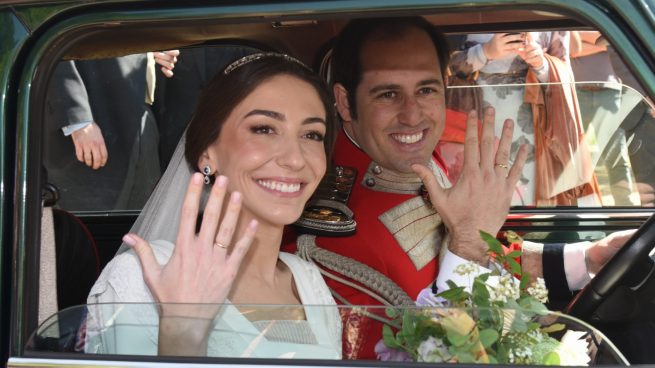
[9, 1, 655, 365]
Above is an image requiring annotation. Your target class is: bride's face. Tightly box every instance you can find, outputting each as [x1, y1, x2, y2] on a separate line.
[203, 74, 327, 227]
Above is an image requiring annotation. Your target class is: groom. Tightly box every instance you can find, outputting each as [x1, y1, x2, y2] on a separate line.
[289, 16, 631, 359]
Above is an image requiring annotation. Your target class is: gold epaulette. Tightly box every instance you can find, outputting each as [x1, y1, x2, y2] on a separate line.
[293, 165, 357, 236]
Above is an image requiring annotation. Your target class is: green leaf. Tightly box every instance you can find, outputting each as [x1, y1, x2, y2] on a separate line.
[382, 325, 401, 348]
[472, 278, 491, 307]
[446, 329, 469, 347]
[385, 307, 398, 319]
[479, 328, 499, 348]
[542, 352, 561, 365]
[437, 285, 465, 301]
[496, 343, 509, 363]
[480, 230, 504, 254]
[401, 310, 416, 337]
[505, 250, 522, 259]
[541, 323, 566, 334]
[506, 257, 522, 275]
[455, 350, 475, 363]
[522, 298, 549, 315]
[526, 321, 541, 331]
[478, 308, 503, 330]
[519, 272, 530, 290]
[510, 314, 528, 332]
[504, 299, 521, 310]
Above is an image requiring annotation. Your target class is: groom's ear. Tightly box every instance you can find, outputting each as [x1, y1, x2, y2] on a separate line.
[334, 83, 353, 123]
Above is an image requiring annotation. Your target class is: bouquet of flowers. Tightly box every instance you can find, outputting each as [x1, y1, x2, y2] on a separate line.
[377, 231, 591, 365]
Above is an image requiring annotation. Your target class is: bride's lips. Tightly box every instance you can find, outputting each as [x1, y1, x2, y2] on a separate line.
[255, 178, 305, 197]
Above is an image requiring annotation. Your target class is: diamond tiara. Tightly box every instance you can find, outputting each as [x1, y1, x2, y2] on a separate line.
[223, 52, 310, 75]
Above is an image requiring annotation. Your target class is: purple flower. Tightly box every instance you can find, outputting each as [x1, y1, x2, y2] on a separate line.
[416, 287, 446, 307]
[375, 339, 412, 362]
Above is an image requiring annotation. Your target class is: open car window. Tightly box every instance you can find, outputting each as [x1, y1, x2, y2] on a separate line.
[43, 45, 261, 213]
[44, 34, 655, 214]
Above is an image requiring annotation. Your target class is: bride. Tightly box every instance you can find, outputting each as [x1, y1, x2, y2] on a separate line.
[85, 53, 341, 358]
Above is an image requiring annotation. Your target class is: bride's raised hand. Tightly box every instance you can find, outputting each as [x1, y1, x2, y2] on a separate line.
[124, 172, 258, 318]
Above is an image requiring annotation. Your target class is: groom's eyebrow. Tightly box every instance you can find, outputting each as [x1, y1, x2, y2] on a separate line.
[246, 109, 285, 121]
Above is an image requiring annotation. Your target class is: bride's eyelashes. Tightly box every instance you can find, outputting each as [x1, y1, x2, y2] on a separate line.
[248, 124, 325, 142]
[250, 124, 276, 135]
[303, 130, 325, 142]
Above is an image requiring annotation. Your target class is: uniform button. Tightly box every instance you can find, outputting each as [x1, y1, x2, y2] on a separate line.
[372, 165, 382, 175]
[365, 177, 376, 187]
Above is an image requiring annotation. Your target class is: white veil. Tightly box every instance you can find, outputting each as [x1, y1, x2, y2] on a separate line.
[116, 134, 196, 255]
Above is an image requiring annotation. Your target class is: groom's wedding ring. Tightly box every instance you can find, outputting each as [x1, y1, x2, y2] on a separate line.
[214, 241, 228, 249]
[494, 163, 509, 170]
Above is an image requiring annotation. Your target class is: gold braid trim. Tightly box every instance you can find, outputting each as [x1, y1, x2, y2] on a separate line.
[296, 235, 415, 306]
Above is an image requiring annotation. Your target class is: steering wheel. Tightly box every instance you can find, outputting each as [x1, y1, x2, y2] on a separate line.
[566, 213, 655, 321]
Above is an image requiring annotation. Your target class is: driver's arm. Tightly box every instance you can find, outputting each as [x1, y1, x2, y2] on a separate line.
[522, 229, 636, 299]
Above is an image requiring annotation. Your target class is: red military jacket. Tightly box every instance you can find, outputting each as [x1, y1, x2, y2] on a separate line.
[285, 129, 451, 359]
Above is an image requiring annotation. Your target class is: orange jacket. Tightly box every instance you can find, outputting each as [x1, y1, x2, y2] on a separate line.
[525, 54, 601, 206]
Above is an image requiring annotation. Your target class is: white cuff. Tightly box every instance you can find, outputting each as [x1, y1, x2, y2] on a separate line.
[62, 121, 92, 136]
[563, 241, 593, 291]
[468, 44, 489, 70]
[534, 61, 550, 82]
[435, 247, 491, 293]
[435, 241, 592, 294]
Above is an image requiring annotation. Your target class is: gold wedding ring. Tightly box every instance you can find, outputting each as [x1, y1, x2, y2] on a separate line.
[214, 242, 228, 249]
[494, 163, 510, 170]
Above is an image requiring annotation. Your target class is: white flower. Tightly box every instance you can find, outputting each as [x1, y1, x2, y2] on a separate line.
[417, 336, 451, 362]
[488, 273, 520, 304]
[454, 262, 480, 276]
[505, 329, 549, 364]
[527, 278, 549, 303]
[554, 330, 591, 366]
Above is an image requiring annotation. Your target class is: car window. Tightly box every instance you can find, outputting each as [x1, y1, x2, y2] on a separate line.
[44, 32, 655, 212]
[439, 31, 655, 208]
[26, 304, 627, 364]
[43, 45, 260, 213]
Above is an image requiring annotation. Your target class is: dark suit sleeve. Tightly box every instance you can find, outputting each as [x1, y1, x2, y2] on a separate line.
[543, 243, 574, 301]
[48, 60, 94, 130]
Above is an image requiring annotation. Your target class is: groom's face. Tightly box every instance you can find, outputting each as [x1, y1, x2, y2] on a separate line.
[338, 27, 446, 173]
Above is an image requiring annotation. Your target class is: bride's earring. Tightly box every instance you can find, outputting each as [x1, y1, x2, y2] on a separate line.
[202, 165, 213, 185]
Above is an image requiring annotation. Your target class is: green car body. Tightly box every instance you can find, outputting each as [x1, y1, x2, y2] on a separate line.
[1, 0, 655, 365]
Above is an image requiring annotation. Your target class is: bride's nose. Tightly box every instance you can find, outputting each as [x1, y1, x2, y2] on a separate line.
[275, 138, 306, 170]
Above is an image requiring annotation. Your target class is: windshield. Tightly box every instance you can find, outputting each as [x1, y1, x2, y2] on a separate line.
[440, 81, 654, 208]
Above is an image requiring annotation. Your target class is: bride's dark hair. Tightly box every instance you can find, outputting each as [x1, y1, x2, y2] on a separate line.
[185, 54, 336, 169]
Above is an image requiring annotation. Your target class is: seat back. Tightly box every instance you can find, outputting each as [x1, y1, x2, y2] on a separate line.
[39, 206, 58, 326]
[39, 182, 101, 327]
[52, 208, 100, 310]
